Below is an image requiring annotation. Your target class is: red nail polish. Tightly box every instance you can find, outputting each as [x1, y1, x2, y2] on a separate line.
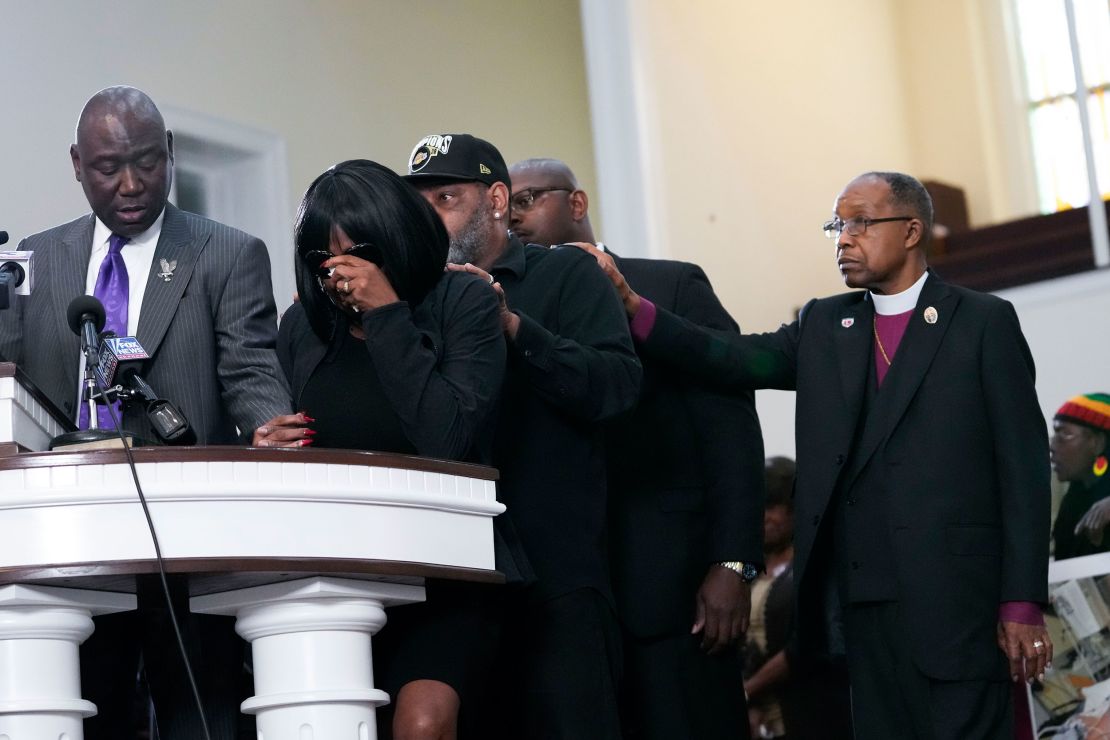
[300, 438, 314, 447]
[304, 429, 317, 436]
[300, 412, 316, 422]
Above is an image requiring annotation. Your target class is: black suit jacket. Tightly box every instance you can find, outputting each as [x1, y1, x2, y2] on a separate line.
[639, 273, 1050, 680]
[606, 256, 764, 638]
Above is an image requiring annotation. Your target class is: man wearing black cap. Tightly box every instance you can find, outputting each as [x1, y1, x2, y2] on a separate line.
[405, 133, 642, 738]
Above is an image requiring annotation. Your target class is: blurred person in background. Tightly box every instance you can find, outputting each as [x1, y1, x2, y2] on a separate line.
[1050, 393, 1110, 560]
[743, 457, 795, 739]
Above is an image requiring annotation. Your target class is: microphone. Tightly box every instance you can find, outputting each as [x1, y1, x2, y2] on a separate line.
[67, 295, 107, 379]
[65, 296, 108, 429]
[67, 294, 106, 335]
[98, 333, 196, 445]
[98, 333, 149, 386]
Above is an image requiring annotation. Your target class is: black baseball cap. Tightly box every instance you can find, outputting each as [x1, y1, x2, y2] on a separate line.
[404, 133, 509, 187]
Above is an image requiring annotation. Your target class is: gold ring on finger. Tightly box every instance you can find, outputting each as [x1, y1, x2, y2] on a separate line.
[343, 280, 351, 293]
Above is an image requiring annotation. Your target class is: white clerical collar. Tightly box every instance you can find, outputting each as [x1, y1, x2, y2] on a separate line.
[871, 271, 928, 316]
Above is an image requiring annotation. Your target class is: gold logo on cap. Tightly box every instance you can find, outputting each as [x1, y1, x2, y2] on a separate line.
[480, 164, 492, 175]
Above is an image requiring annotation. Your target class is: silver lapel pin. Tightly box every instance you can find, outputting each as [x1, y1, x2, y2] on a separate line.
[157, 258, 177, 282]
[923, 306, 938, 324]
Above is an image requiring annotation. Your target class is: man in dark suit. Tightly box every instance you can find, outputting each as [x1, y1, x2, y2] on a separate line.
[509, 157, 764, 739]
[0, 86, 291, 739]
[575, 171, 1053, 740]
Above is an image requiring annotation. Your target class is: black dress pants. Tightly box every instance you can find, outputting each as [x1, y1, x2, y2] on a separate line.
[486, 587, 623, 739]
[81, 574, 249, 740]
[620, 629, 748, 740]
[843, 601, 1011, 740]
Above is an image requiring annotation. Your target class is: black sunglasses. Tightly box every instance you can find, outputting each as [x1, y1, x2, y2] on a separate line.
[300, 242, 383, 279]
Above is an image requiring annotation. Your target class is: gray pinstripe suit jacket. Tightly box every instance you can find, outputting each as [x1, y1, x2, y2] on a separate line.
[0, 204, 292, 444]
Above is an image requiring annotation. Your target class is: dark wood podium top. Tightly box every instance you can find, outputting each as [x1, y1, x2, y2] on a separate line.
[0, 444, 499, 480]
[0, 557, 505, 593]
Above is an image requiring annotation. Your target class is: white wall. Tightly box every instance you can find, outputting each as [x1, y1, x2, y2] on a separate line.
[999, 270, 1110, 426]
[614, 0, 917, 332]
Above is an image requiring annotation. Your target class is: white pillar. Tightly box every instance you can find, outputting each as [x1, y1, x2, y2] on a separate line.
[0, 584, 135, 740]
[579, 0, 662, 258]
[192, 577, 424, 740]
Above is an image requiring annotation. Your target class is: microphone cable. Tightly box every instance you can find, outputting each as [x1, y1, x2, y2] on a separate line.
[92, 372, 214, 740]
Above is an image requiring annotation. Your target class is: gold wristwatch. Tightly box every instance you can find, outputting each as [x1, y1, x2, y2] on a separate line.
[717, 561, 760, 583]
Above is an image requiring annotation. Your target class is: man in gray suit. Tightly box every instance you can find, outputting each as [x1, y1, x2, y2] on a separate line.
[0, 86, 288, 445]
[0, 87, 291, 738]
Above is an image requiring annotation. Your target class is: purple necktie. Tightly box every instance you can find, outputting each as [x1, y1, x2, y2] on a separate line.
[79, 234, 129, 430]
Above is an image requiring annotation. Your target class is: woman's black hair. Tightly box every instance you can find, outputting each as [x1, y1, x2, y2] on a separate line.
[293, 159, 449, 342]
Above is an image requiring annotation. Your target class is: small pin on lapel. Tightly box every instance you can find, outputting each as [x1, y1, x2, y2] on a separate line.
[157, 258, 177, 282]
[841, 317, 855, 328]
[924, 306, 938, 324]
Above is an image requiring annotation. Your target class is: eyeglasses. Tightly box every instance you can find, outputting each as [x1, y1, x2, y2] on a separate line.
[822, 216, 913, 239]
[511, 187, 571, 212]
[300, 242, 382, 279]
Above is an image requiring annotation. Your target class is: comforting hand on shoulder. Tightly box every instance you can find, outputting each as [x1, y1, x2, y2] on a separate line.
[563, 242, 641, 318]
[445, 262, 519, 339]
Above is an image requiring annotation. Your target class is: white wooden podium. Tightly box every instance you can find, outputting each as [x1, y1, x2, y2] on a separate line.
[0, 364, 504, 740]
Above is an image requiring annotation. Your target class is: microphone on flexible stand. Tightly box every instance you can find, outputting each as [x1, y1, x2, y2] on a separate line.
[66, 295, 105, 374]
[50, 296, 134, 449]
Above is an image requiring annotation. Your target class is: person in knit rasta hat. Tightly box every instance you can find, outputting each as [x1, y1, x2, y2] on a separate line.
[1050, 393, 1110, 560]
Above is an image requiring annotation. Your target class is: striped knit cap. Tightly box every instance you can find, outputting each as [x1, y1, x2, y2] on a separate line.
[1056, 393, 1110, 432]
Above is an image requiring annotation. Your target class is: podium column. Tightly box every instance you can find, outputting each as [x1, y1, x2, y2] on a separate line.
[0, 584, 135, 739]
[192, 577, 424, 740]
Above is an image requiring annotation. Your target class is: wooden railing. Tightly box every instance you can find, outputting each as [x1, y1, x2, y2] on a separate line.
[929, 200, 1108, 292]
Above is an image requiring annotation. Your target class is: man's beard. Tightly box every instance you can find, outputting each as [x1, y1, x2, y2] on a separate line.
[447, 199, 493, 265]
